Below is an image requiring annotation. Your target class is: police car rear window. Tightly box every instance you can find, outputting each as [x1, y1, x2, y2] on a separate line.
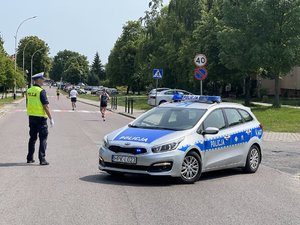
[224, 108, 244, 127]
[238, 109, 253, 122]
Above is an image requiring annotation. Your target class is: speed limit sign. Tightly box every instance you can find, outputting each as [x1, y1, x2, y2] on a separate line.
[194, 54, 207, 67]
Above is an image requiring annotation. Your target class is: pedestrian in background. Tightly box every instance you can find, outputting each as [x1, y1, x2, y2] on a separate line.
[70, 86, 78, 111]
[99, 89, 110, 121]
[26, 73, 54, 165]
[56, 88, 60, 100]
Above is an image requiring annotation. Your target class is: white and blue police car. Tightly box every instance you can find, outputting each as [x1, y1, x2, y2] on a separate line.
[99, 96, 263, 184]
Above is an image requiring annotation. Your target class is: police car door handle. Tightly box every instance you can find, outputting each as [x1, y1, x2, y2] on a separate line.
[224, 135, 231, 141]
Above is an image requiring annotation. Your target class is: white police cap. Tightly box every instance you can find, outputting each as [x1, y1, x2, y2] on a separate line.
[32, 72, 45, 80]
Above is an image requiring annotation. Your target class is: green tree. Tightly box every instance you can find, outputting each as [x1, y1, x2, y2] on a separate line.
[218, 0, 262, 105]
[256, 0, 300, 107]
[106, 21, 143, 93]
[50, 50, 89, 83]
[0, 37, 25, 95]
[87, 72, 100, 86]
[17, 36, 51, 85]
[90, 52, 105, 82]
[62, 56, 89, 84]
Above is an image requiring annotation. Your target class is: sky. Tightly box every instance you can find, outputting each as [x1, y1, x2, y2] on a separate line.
[0, 0, 169, 64]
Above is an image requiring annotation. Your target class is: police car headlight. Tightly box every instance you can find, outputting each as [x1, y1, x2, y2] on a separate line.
[102, 137, 109, 148]
[152, 139, 183, 153]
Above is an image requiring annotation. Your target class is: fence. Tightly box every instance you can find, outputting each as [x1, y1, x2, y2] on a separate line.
[124, 97, 134, 115]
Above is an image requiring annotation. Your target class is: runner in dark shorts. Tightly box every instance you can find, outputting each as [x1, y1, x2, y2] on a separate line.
[99, 89, 110, 121]
[70, 87, 78, 110]
[56, 88, 60, 100]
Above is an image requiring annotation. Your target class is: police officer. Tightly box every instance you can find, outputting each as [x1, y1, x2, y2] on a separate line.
[26, 73, 54, 165]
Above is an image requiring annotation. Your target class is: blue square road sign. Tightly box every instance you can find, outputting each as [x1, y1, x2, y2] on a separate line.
[153, 69, 163, 79]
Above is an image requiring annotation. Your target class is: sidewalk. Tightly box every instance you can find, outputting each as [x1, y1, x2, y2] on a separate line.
[252, 102, 300, 109]
[77, 97, 145, 119]
[0, 97, 25, 119]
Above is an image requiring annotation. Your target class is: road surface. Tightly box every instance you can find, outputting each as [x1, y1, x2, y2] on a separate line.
[0, 87, 299, 225]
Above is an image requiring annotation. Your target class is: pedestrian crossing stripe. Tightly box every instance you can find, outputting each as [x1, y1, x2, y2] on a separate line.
[14, 109, 109, 114]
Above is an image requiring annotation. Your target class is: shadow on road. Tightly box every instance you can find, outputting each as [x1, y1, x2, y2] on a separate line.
[79, 168, 244, 187]
[0, 162, 40, 167]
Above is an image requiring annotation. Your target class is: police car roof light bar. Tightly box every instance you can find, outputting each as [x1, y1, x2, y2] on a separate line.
[182, 95, 222, 104]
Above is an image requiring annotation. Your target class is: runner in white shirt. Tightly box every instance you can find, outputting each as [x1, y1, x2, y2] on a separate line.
[70, 87, 78, 110]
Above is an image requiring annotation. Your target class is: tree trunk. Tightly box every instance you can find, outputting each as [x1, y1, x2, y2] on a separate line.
[273, 75, 280, 107]
[244, 75, 251, 106]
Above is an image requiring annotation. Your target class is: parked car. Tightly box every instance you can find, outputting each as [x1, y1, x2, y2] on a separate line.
[84, 86, 93, 91]
[148, 88, 170, 95]
[148, 89, 193, 106]
[91, 87, 100, 95]
[99, 95, 263, 184]
[107, 88, 119, 95]
[77, 89, 87, 94]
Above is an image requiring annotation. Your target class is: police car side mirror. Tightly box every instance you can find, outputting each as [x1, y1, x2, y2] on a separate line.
[202, 127, 219, 135]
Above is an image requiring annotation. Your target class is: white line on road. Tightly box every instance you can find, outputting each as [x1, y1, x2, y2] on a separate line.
[14, 109, 105, 114]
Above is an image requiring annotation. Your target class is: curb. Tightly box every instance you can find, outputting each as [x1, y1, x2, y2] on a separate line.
[117, 112, 137, 119]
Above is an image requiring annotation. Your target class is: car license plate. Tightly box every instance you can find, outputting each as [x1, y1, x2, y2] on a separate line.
[112, 155, 137, 164]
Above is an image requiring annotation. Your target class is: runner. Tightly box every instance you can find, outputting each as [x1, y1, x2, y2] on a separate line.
[56, 88, 60, 100]
[70, 87, 78, 110]
[99, 89, 110, 121]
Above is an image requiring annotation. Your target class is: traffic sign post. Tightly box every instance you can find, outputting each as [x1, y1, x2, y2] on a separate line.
[153, 69, 163, 79]
[194, 54, 207, 67]
[194, 67, 208, 95]
[194, 54, 208, 95]
[153, 69, 163, 106]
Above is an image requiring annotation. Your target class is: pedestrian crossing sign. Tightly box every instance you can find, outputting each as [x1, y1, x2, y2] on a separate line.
[153, 69, 163, 79]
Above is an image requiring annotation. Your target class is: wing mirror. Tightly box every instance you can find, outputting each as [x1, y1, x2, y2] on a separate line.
[201, 127, 219, 135]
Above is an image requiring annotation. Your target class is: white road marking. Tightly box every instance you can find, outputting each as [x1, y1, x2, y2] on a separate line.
[14, 109, 107, 114]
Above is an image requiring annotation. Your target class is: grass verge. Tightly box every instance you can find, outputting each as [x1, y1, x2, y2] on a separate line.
[0, 96, 22, 108]
[251, 106, 300, 133]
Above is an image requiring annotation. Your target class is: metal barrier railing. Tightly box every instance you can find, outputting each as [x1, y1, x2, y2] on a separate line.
[125, 97, 134, 114]
[111, 96, 118, 110]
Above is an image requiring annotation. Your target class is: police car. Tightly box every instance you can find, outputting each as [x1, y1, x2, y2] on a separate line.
[99, 96, 263, 184]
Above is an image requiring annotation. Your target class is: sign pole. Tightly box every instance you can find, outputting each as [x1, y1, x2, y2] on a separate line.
[200, 80, 202, 95]
[155, 78, 158, 106]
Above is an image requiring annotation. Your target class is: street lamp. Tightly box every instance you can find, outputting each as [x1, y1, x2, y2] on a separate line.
[22, 40, 34, 77]
[31, 48, 43, 85]
[13, 16, 37, 99]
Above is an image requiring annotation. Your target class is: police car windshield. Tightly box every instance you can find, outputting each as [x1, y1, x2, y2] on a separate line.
[130, 107, 206, 131]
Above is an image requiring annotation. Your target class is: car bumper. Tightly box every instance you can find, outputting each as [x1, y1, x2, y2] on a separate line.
[98, 146, 185, 177]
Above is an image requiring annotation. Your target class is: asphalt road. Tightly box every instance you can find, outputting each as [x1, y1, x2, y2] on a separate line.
[0, 87, 299, 225]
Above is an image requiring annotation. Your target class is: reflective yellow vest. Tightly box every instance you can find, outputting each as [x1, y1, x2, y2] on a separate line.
[27, 86, 47, 118]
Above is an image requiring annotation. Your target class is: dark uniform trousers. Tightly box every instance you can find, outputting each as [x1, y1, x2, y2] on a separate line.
[27, 116, 48, 162]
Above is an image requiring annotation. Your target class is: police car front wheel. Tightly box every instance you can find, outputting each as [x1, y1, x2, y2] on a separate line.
[243, 145, 261, 173]
[179, 151, 202, 184]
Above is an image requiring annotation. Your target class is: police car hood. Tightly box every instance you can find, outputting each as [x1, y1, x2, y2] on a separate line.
[107, 126, 187, 146]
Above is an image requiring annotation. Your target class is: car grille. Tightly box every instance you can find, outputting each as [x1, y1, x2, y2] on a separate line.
[103, 162, 148, 171]
[102, 162, 173, 173]
[108, 146, 147, 155]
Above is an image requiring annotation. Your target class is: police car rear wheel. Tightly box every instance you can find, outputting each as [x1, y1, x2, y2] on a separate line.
[244, 145, 261, 173]
[179, 151, 202, 184]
